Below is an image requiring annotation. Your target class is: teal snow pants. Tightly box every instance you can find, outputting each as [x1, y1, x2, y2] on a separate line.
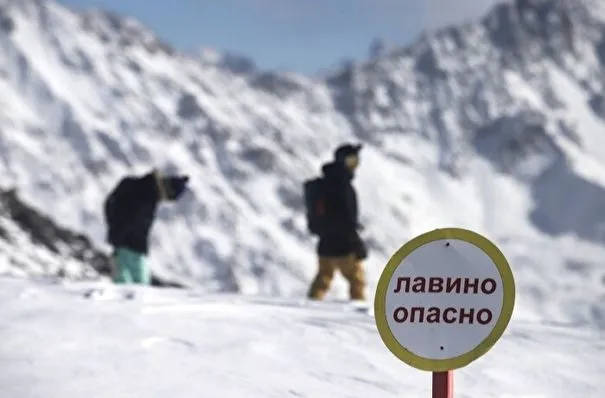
[112, 247, 150, 285]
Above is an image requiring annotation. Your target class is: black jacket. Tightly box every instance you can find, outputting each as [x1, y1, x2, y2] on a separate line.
[317, 161, 363, 257]
[103, 172, 163, 255]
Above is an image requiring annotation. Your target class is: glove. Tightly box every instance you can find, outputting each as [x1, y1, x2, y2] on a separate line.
[353, 234, 368, 260]
[167, 176, 189, 200]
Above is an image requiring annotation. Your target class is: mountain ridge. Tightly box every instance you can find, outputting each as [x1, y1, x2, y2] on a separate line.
[0, 0, 604, 329]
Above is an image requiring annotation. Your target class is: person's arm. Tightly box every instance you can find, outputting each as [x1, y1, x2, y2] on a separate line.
[344, 186, 359, 234]
[346, 187, 368, 258]
[328, 184, 357, 234]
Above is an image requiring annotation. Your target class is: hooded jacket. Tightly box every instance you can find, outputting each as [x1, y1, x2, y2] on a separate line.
[316, 160, 361, 257]
[103, 170, 188, 254]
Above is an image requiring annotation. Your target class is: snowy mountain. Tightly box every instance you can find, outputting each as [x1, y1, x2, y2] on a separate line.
[0, 0, 605, 330]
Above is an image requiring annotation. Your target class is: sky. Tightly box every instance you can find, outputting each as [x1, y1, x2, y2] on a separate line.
[57, 0, 501, 75]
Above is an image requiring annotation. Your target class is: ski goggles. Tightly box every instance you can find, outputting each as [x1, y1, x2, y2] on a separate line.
[344, 154, 359, 169]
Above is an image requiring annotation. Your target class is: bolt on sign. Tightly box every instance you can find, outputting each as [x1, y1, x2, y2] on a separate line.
[374, 228, 515, 372]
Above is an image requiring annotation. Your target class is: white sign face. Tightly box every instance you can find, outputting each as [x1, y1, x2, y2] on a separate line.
[385, 238, 504, 360]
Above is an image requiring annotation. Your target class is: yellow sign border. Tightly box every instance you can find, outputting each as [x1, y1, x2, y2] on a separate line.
[374, 228, 515, 372]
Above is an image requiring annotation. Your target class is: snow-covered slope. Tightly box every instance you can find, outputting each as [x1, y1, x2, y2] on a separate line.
[0, 0, 605, 330]
[0, 276, 603, 398]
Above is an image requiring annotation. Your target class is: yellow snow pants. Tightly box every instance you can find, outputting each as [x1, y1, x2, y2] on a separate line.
[307, 253, 366, 300]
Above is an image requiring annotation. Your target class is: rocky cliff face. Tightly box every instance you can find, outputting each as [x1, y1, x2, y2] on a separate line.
[0, 187, 183, 287]
[0, 187, 104, 280]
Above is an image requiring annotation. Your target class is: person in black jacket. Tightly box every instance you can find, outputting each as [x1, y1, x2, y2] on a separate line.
[103, 168, 189, 285]
[307, 143, 367, 301]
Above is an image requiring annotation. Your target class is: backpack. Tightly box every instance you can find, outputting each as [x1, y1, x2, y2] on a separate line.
[103, 178, 130, 245]
[103, 180, 123, 227]
[303, 177, 327, 235]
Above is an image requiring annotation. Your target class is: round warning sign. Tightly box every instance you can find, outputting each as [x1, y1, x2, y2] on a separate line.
[374, 228, 515, 372]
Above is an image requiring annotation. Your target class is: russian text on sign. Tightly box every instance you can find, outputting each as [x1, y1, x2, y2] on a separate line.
[392, 306, 493, 325]
[393, 277, 497, 294]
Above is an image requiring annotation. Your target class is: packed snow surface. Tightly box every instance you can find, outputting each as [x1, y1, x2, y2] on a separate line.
[0, 276, 603, 398]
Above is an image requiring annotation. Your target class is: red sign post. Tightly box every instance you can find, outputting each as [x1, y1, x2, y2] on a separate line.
[373, 228, 515, 397]
[432, 371, 453, 398]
